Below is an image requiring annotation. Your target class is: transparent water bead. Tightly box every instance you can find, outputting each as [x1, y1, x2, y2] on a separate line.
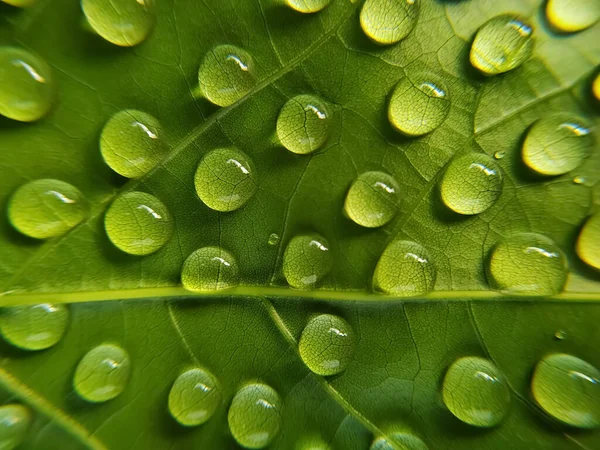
[0, 46, 54, 122]
[470, 15, 534, 75]
[81, 0, 156, 47]
[168, 368, 222, 427]
[286, 0, 331, 13]
[283, 234, 333, 289]
[344, 171, 400, 228]
[181, 246, 240, 292]
[486, 232, 567, 296]
[442, 356, 511, 427]
[532, 353, 600, 428]
[546, 0, 600, 33]
[360, 0, 419, 45]
[268, 233, 280, 246]
[198, 45, 257, 107]
[370, 431, 428, 450]
[0, 404, 31, 450]
[576, 213, 600, 270]
[100, 109, 168, 178]
[8, 179, 89, 239]
[0, 304, 69, 351]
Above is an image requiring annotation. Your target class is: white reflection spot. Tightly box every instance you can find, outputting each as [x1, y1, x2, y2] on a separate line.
[559, 122, 591, 137]
[47, 190, 75, 204]
[469, 163, 496, 176]
[569, 371, 598, 384]
[420, 82, 446, 98]
[329, 327, 347, 337]
[133, 122, 157, 139]
[226, 55, 248, 71]
[211, 257, 231, 267]
[509, 20, 532, 36]
[525, 247, 559, 258]
[475, 371, 499, 383]
[375, 181, 395, 193]
[14, 60, 46, 83]
[227, 158, 250, 174]
[306, 104, 327, 119]
[309, 240, 328, 251]
[137, 205, 162, 219]
[405, 252, 427, 264]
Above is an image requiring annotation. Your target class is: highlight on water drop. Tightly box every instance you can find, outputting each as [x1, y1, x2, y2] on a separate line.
[285, 0, 331, 13]
[344, 171, 400, 228]
[0, 404, 32, 450]
[360, 0, 419, 45]
[576, 212, 600, 270]
[283, 233, 332, 289]
[181, 246, 240, 292]
[168, 367, 222, 427]
[546, 0, 600, 33]
[370, 430, 429, 450]
[0, 304, 69, 351]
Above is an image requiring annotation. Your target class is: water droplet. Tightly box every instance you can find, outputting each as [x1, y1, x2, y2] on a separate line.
[573, 175, 586, 184]
[486, 232, 567, 296]
[360, 0, 419, 45]
[100, 110, 168, 178]
[1, 0, 38, 6]
[0, 304, 69, 351]
[8, 179, 89, 239]
[299, 314, 355, 376]
[194, 147, 258, 212]
[442, 356, 511, 428]
[344, 171, 400, 228]
[470, 15, 534, 75]
[593, 72, 600, 102]
[532, 353, 600, 428]
[494, 151, 505, 160]
[276, 94, 332, 155]
[74, 343, 131, 403]
[197, 45, 256, 107]
[228, 383, 283, 449]
[576, 212, 600, 270]
[440, 154, 503, 215]
[0, 404, 31, 450]
[286, 0, 331, 13]
[373, 240, 436, 297]
[168, 367, 222, 427]
[181, 246, 239, 292]
[296, 437, 331, 450]
[104, 191, 173, 255]
[388, 75, 450, 136]
[554, 330, 567, 340]
[0, 47, 54, 122]
[370, 431, 429, 450]
[81, 0, 155, 47]
[522, 115, 593, 176]
[268, 233, 280, 246]
[546, 0, 600, 33]
[283, 234, 332, 289]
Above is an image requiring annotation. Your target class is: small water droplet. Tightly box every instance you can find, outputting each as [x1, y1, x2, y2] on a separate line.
[373, 240, 436, 297]
[268, 233, 280, 246]
[370, 431, 429, 450]
[344, 171, 400, 228]
[573, 175, 586, 184]
[283, 234, 332, 289]
[593, 72, 600, 102]
[546, 0, 600, 33]
[74, 343, 131, 403]
[299, 314, 355, 376]
[8, 179, 89, 239]
[168, 368, 222, 427]
[576, 212, 600, 270]
[228, 383, 283, 449]
[104, 191, 173, 255]
[181, 246, 239, 292]
[494, 151, 505, 160]
[554, 330, 567, 340]
[532, 353, 600, 428]
[296, 437, 331, 450]
[0, 304, 69, 351]
[286, 0, 331, 13]
[360, 0, 419, 45]
[470, 15, 534, 75]
[0, 404, 32, 450]
[442, 356, 511, 428]
[487, 232, 567, 296]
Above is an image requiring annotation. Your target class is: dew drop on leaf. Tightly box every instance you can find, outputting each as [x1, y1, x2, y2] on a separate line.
[442, 356, 511, 428]
[344, 171, 400, 228]
[359, 0, 419, 45]
[286, 0, 331, 13]
[8, 179, 89, 239]
[100, 110, 168, 179]
[470, 15, 534, 76]
[531, 353, 600, 428]
[276, 94, 332, 155]
[573, 175, 586, 184]
[0, 404, 31, 450]
[554, 329, 567, 340]
[296, 436, 331, 450]
[74, 343, 131, 403]
[181, 246, 240, 292]
[81, 0, 155, 47]
[194, 147, 258, 212]
[104, 191, 173, 255]
[440, 154, 503, 215]
[493, 151, 505, 160]
[593, 72, 600, 101]
[546, 0, 600, 33]
[522, 115, 593, 176]
[283, 234, 333, 289]
[486, 232, 567, 296]
[0, 0, 38, 6]
[372, 240, 436, 297]
[0, 304, 69, 351]
[228, 383, 283, 449]
[370, 431, 429, 450]
[576, 212, 600, 270]
[388, 75, 450, 136]
[298, 314, 355, 376]
[197, 45, 256, 107]
[268, 233, 280, 246]
[168, 368, 222, 427]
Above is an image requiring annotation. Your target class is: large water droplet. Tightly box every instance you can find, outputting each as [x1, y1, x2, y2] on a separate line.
[276, 94, 332, 155]
[0, 47, 54, 122]
[100, 109, 168, 178]
[370, 431, 428, 450]
[197, 45, 256, 107]
[104, 191, 173, 255]
[532, 353, 600, 428]
[440, 154, 503, 215]
[546, 0, 600, 33]
[181, 246, 239, 292]
[168, 367, 222, 427]
[344, 171, 400, 228]
[81, 0, 155, 47]
[286, 0, 331, 13]
[283, 234, 332, 289]
[0, 304, 69, 351]
[576, 212, 600, 270]
[487, 232, 567, 296]
[8, 179, 89, 239]
[360, 0, 419, 45]
[442, 356, 511, 428]
[373, 240, 436, 297]
[0, 404, 31, 450]
[299, 314, 355, 376]
[228, 383, 283, 449]
[194, 147, 258, 212]
[388, 75, 450, 136]
[74, 343, 131, 403]
[522, 115, 593, 176]
[470, 15, 534, 75]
